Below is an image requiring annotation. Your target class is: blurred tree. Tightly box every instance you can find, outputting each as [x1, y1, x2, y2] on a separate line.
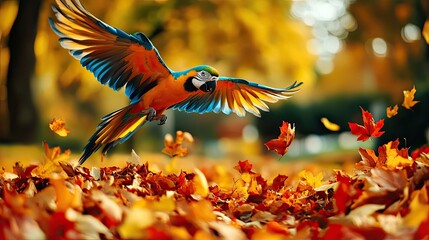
[6, 0, 42, 143]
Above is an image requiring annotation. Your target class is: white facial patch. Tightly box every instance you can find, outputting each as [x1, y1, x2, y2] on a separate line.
[192, 78, 205, 89]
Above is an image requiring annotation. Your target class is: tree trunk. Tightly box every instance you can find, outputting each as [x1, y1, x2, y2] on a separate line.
[6, 0, 42, 143]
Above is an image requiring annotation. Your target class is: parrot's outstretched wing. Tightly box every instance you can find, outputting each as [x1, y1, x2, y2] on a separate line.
[171, 78, 302, 117]
[49, 0, 170, 103]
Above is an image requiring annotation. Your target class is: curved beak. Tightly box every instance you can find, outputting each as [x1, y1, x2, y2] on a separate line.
[199, 80, 216, 93]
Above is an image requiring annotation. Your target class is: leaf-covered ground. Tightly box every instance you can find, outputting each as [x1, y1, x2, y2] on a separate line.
[0, 139, 428, 239]
[1, 94, 428, 239]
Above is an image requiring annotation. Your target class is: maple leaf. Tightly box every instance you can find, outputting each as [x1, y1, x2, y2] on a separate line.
[298, 170, 325, 188]
[265, 121, 295, 156]
[386, 105, 398, 118]
[162, 131, 194, 158]
[348, 107, 384, 142]
[321, 117, 340, 131]
[383, 140, 413, 169]
[233, 160, 255, 174]
[49, 118, 70, 137]
[32, 142, 71, 178]
[402, 86, 419, 110]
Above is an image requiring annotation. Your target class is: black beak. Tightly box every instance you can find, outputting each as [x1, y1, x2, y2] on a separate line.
[199, 80, 216, 93]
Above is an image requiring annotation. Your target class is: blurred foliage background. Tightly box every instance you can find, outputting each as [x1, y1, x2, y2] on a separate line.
[0, 0, 428, 163]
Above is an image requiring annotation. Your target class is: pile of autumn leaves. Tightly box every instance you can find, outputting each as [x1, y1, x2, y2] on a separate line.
[0, 140, 428, 239]
[0, 86, 428, 239]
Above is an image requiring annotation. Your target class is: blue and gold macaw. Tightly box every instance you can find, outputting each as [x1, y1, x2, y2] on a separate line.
[49, 0, 303, 164]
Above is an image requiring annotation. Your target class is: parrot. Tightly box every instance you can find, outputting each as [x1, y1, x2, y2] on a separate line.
[49, 0, 303, 164]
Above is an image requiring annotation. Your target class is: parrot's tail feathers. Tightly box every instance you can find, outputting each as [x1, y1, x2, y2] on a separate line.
[79, 104, 148, 164]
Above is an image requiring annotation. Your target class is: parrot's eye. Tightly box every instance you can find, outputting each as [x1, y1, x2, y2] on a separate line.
[198, 70, 216, 81]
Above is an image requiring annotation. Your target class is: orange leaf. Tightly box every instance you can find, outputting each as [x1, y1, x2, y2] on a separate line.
[356, 148, 379, 171]
[162, 131, 194, 158]
[423, 19, 429, 44]
[386, 105, 398, 118]
[49, 118, 70, 137]
[265, 121, 295, 156]
[348, 107, 384, 142]
[321, 117, 340, 131]
[402, 86, 419, 110]
[233, 160, 255, 174]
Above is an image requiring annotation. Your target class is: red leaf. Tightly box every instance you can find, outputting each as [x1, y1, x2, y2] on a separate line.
[233, 160, 255, 174]
[271, 174, 288, 191]
[415, 214, 429, 240]
[411, 145, 429, 160]
[348, 107, 384, 142]
[265, 121, 295, 156]
[333, 172, 353, 214]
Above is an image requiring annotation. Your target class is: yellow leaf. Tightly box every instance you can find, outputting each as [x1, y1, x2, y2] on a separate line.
[423, 20, 429, 44]
[118, 208, 154, 239]
[162, 131, 194, 158]
[49, 118, 70, 137]
[49, 175, 82, 211]
[321, 117, 340, 131]
[193, 168, 209, 197]
[386, 105, 398, 118]
[192, 200, 216, 221]
[404, 187, 429, 227]
[385, 141, 413, 168]
[402, 86, 419, 110]
[33, 142, 70, 178]
[298, 170, 325, 188]
[133, 194, 176, 213]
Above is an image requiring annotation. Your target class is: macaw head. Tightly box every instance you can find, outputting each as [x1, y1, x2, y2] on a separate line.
[183, 65, 219, 93]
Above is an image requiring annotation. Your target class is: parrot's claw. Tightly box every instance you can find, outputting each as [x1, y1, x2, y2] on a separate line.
[144, 108, 166, 125]
[153, 115, 167, 125]
[144, 107, 157, 121]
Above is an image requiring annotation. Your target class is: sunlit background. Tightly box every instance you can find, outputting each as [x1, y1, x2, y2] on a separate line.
[1, 0, 428, 165]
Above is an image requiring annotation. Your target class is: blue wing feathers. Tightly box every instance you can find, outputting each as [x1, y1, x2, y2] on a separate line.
[171, 78, 302, 117]
[50, 0, 172, 102]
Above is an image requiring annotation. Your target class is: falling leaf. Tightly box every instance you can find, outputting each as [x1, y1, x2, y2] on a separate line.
[162, 131, 194, 158]
[265, 121, 295, 156]
[423, 19, 429, 44]
[49, 118, 70, 137]
[402, 86, 419, 110]
[348, 107, 384, 142]
[386, 105, 398, 118]
[321, 117, 340, 131]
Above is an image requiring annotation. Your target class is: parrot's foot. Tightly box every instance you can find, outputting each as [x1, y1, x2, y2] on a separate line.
[143, 107, 157, 121]
[143, 108, 167, 125]
[153, 115, 167, 125]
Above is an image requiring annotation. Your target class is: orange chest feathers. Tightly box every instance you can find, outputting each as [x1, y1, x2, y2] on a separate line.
[140, 73, 195, 113]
